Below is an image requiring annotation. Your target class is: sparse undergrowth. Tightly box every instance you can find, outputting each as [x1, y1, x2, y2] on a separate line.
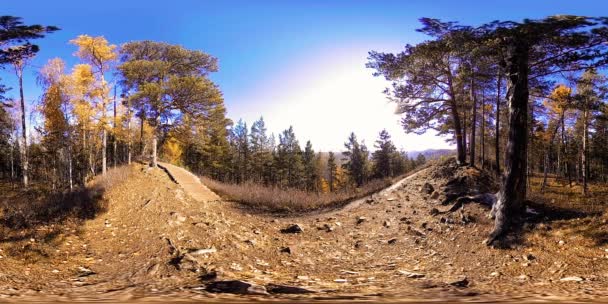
[201, 177, 395, 213]
[528, 175, 608, 215]
[0, 165, 131, 231]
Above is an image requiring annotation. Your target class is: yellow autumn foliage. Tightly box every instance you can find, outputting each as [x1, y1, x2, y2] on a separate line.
[69, 35, 117, 69]
[544, 84, 572, 115]
[162, 136, 184, 165]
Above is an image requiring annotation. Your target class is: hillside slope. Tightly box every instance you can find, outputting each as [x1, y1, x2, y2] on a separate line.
[0, 160, 607, 302]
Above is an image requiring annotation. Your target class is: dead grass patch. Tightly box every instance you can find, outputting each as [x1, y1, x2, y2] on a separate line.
[528, 175, 608, 214]
[201, 177, 394, 213]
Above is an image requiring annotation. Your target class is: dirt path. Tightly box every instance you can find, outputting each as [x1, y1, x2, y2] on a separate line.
[157, 162, 220, 202]
[1, 162, 607, 302]
[340, 168, 428, 212]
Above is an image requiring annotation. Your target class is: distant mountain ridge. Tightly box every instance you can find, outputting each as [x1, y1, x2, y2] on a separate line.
[317, 148, 454, 164]
[406, 149, 455, 160]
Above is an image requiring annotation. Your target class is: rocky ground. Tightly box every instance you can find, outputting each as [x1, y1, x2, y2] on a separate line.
[0, 160, 607, 302]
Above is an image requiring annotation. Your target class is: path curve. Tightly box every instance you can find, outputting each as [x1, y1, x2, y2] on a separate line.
[340, 167, 429, 212]
[157, 162, 220, 202]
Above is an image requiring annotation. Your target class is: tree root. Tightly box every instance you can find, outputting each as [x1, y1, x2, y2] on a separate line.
[484, 227, 506, 246]
[434, 192, 497, 215]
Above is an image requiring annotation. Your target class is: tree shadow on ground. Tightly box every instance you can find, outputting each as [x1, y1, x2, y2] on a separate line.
[487, 200, 605, 249]
[0, 183, 108, 244]
[0, 167, 130, 257]
[523, 200, 605, 247]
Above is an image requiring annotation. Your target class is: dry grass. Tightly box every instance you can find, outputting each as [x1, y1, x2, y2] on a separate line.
[201, 177, 394, 213]
[528, 174, 608, 214]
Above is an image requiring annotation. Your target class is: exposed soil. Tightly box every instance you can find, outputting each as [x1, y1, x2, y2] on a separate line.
[0, 159, 607, 302]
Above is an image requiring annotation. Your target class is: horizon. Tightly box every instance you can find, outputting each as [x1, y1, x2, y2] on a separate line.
[2, 0, 607, 152]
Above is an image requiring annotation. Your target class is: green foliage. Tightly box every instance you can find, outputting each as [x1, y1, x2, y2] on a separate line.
[249, 117, 274, 184]
[0, 16, 59, 65]
[276, 126, 304, 188]
[118, 41, 223, 129]
[302, 140, 318, 191]
[342, 132, 369, 187]
[372, 129, 396, 178]
[231, 119, 250, 183]
[119, 40, 230, 172]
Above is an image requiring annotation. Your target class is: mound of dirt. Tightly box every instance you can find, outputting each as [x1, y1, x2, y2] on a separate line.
[425, 158, 500, 206]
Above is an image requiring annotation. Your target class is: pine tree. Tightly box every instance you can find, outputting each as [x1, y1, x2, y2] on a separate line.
[302, 140, 318, 191]
[249, 117, 272, 183]
[0, 87, 14, 179]
[476, 16, 608, 244]
[574, 68, 605, 195]
[276, 126, 303, 188]
[372, 129, 396, 178]
[119, 41, 222, 169]
[232, 119, 250, 183]
[416, 153, 427, 166]
[342, 132, 369, 187]
[0, 16, 59, 187]
[367, 19, 480, 165]
[391, 150, 408, 176]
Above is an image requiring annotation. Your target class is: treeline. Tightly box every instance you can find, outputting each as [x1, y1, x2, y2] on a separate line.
[186, 118, 424, 192]
[0, 16, 424, 194]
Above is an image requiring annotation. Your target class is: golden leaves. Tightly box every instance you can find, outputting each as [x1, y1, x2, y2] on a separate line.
[69, 35, 117, 70]
[544, 84, 572, 114]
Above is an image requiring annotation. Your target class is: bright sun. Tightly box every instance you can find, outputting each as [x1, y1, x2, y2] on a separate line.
[228, 47, 454, 152]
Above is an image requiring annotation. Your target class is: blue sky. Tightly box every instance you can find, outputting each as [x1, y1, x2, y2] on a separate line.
[3, 0, 607, 151]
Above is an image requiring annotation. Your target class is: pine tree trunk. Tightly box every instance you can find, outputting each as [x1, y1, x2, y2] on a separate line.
[151, 115, 159, 168]
[582, 108, 588, 195]
[555, 139, 562, 177]
[450, 101, 466, 165]
[495, 71, 502, 175]
[463, 110, 468, 161]
[17, 66, 28, 188]
[127, 120, 132, 165]
[541, 119, 561, 191]
[10, 137, 14, 180]
[541, 152, 549, 192]
[469, 77, 477, 166]
[481, 89, 486, 168]
[561, 115, 572, 187]
[488, 41, 528, 245]
[140, 112, 145, 158]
